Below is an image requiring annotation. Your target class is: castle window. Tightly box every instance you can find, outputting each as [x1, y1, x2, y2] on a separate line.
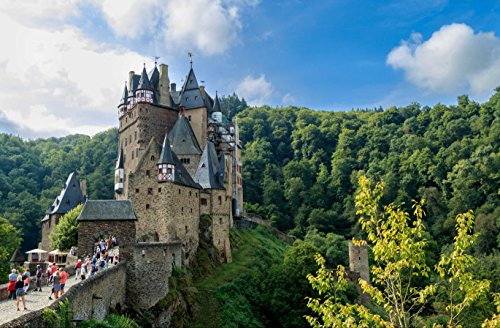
[135, 188, 139, 193]
[151, 156, 155, 161]
[181, 158, 190, 164]
[148, 188, 153, 195]
[55, 217, 60, 225]
[218, 196, 222, 205]
[181, 207, 184, 213]
[188, 115, 192, 121]
[194, 96, 198, 100]
[158, 187, 162, 193]
[146, 170, 150, 177]
[189, 191, 192, 196]
[185, 225, 188, 233]
[190, 208, 192, 213]
[146, 204, 150, 210]
[185, 97, 189, 102]
[129, 135, 132, 143]
[135, 131, 137, 140]
[132, 152, 134, 159]
[195, 192, 197, 197]
[201, 198, 207, 206]
[178, 189, 181, 195]
[125, 139, 128, 146]
[218, 240, 220, 245]
[219, 218, 222, 224]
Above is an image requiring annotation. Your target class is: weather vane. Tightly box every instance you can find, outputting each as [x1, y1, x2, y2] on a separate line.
[187, 51, 193, 67]
[154, 56, 160, 65]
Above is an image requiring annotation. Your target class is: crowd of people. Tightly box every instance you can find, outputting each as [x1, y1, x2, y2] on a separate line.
[5, 236, 119, 312]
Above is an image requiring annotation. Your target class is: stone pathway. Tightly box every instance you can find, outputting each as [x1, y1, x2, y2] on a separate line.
[0, 261, 115, 326]
[0, 274, 82, 325]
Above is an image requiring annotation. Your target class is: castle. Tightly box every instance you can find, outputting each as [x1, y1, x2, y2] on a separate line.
[38, 61, 244, 309]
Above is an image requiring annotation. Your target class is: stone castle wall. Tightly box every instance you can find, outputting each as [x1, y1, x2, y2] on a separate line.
[77, 220, 136, 263]
[128, 143, 200, 265]
[3, 262, 127, 328]
[177, 153, 201, 178]
[127, 241, 182, 309]
[185, 107, 207, 150]
[39, 214, 61, 250]
[118, 103, 178, 198]
[209, 189, 231, 262]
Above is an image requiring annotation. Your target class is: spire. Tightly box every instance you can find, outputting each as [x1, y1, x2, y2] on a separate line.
[137, 64, 152, 90]
[182, 67, 199, 91]
[194, 141, 223, 189]
[148, 65, 160, 92]
[118, 83, 128, 107]
[158, 134, 175, 165]
[212, 92, 222, 113]
[116, 148, 124, 169]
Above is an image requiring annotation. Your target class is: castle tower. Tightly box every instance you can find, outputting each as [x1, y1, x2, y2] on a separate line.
[157, 134, 175, 182]
[135, 65, 154, 104]
[179, 67, 208, 149]
[118, 83, 128, 117]
[348, 241, 370, 283]
[114, 148, 125, 195]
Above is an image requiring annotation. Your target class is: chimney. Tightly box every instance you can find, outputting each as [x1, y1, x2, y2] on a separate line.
[158, 64, 171, 106]
[79, 179, 87, 200]
[199, 85, 206, 97]
[128, 71, 135, 92]
[170, 83, 176, 92]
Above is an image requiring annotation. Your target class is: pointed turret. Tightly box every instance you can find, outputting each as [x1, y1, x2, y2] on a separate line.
[114, 148, 125, 194]
[157, 134, 176, 182]
[180, 67, 204, 109]
[118, 83, 128, 117]
[149, 65, 160, 92]
[212, 92, 222, 113]
[194, 141, 223, 189]
[136, 65, 154, 103]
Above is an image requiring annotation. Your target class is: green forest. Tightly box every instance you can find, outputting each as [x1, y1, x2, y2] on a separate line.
[0, 90, 498, 326]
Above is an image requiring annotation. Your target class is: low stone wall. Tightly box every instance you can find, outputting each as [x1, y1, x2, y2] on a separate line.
[127, 242, 182, 309]
[2, 262, 127, 328]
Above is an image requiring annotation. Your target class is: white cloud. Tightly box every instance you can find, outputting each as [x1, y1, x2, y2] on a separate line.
[236, 74, 273, 106]
[387, 23, 500, 97]
[0, 1, 80, 28]
[282, 93, 296, 104]
[0, 10, 147, 138]
[97, 0, 257, 55]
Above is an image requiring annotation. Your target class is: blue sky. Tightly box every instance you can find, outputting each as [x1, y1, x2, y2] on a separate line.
[0, 0, 498, 137]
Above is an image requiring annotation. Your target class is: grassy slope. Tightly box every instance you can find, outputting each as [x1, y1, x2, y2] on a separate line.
[191, 225, 288, 328]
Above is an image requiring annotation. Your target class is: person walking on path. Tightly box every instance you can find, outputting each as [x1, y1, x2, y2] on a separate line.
[22, 270, 30, 294]
[35, 265, 43, 292]
[75, 260, 82, 280]
[7, 269, 18, 300]
[15, 276, 28, 311]
[51, 271, 61, 300]
[59, 269, 69, 295]
[50, 263, 58, 275]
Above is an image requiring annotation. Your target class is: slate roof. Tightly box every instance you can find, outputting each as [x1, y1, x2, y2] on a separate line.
[116, 148, 124, 170]
[128, 74, 141, 97]
[118, 84, 128, 107]
[158, 134, 175, 164]
[212, 93, 222, 113]
[194, 141, 224, 189]
[168, 116, 202, 155]
[137, 66, 152, 90]
[180, 68, 204, 109]
[77, 200, 137, 221]
[42, 172, 85, 220]
[148, 65, 160, 91]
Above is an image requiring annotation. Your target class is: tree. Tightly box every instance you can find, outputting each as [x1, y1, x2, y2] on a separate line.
[306, 176, 496, 327]
[0, 217, 21, 283]
[435, 211, 490, 327]
[50, 204, 83, 250]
